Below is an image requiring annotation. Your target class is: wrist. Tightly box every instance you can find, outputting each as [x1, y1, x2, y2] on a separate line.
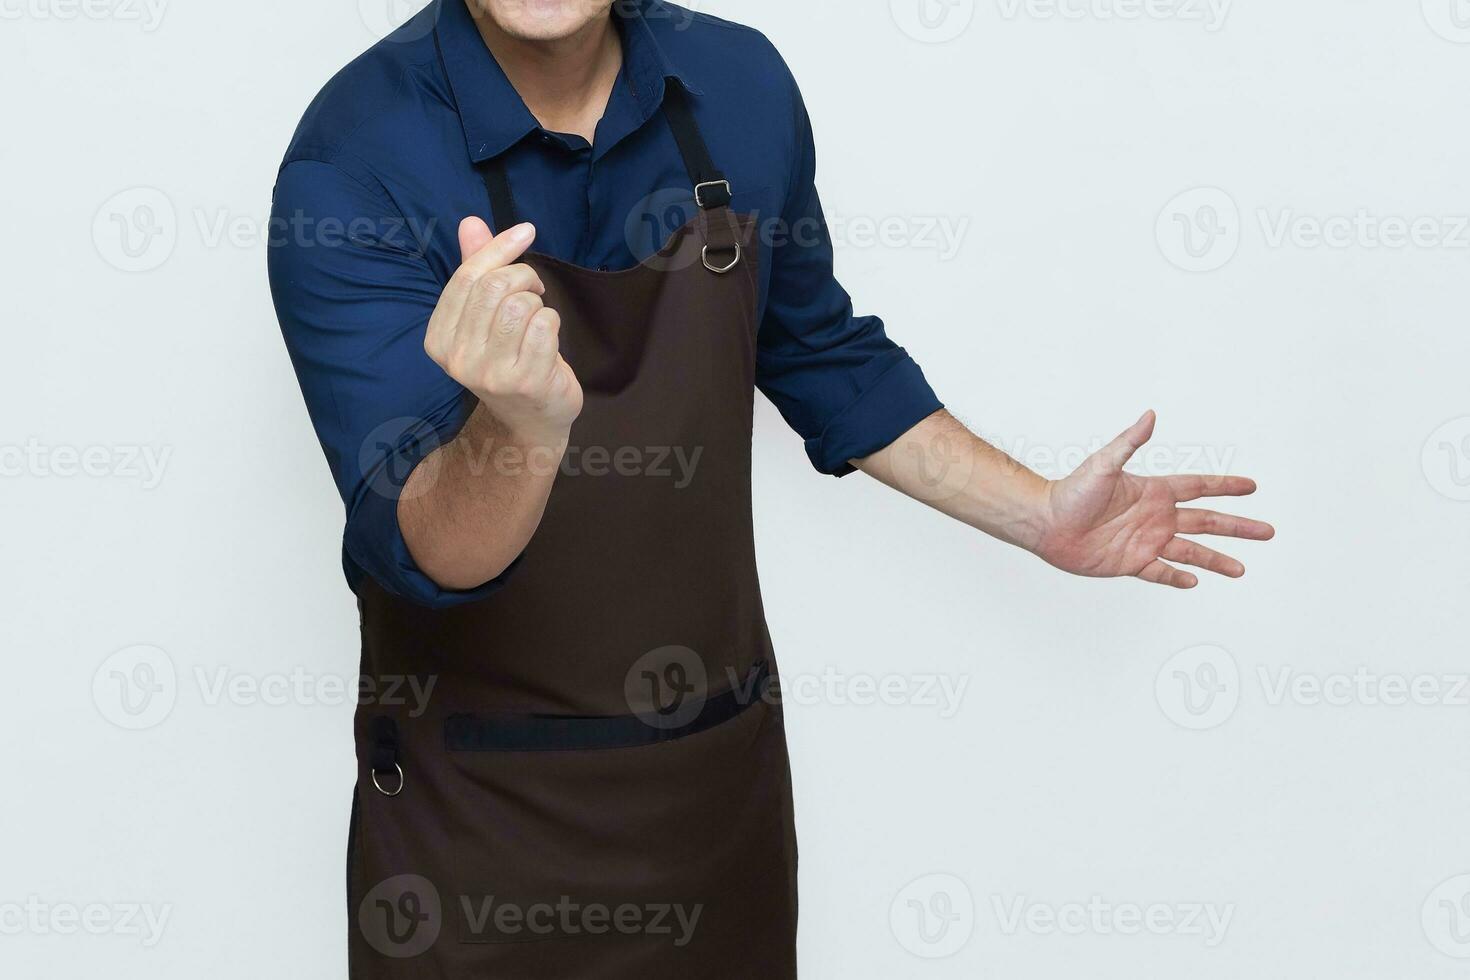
[460, 405, 570, 464]
[1014, 477, 1056, 555]
[943, 446, 1053, 552]
[477, 408, 569, 453]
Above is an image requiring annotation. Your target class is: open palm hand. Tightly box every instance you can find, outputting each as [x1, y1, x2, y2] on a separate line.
[1034, 412, 1275, 589]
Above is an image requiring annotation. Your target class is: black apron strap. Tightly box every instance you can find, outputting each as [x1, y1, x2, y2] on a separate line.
[661, 80, 741, 271]
[477, 155, 519, 235]
[659, 80, 732, 210]
[474, 78, 740, 269]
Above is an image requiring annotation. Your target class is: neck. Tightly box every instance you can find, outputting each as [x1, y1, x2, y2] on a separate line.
[471, 10, 623, 143]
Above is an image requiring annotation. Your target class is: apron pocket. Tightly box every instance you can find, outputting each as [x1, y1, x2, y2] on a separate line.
[443, 660, 770, 753]
[434, 662, 794, 956]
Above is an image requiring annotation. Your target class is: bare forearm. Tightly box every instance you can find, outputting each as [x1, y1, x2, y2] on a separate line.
[856, 408, 1273, 589]
[398, 404, 567, 591]
[854, 409, 1050, 551]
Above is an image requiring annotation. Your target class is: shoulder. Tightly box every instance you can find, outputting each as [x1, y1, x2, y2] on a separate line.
[645, 2, 798, 105]
[275, 5, 447, 189]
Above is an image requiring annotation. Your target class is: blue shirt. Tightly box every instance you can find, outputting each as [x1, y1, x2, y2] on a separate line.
[268, 0, 942, 608]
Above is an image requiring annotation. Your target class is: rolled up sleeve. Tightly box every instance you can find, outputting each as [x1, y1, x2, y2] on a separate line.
[268, 158, 512, 607]
[755, 79, 943, 477]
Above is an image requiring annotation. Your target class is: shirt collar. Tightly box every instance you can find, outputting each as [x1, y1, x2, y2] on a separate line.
[435, 0, 702, 164]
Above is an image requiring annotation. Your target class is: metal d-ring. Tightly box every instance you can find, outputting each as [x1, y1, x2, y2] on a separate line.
[371, 763, 404, 797]
[702, 243, 741, 274]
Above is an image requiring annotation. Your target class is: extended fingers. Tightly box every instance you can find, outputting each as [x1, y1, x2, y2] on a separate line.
[1136, 559, 1198, 590]
[1163, 537, 1244, 578]
[1168, 474, 1257, 502]
[1178, 508, 1276, 540]
[1093, 410, 1157, 475]
[452, 222, 536, 284]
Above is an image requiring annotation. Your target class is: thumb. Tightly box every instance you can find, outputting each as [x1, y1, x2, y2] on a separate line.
[457, 216, 495, 261]
[1094, 409, 1156, 475]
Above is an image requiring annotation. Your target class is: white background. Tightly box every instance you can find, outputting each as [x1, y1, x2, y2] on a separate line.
[3, 0, 1469, 977]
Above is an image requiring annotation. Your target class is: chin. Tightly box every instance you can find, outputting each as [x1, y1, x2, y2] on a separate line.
[474, 0, 614, 41]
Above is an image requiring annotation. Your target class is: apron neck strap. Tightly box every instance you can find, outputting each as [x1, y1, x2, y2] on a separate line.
[659, 81, 733, 211]
[478, 155, 519, 237]
[476, 79, 732, 235]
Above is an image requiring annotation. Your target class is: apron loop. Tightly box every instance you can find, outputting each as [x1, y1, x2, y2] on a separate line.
[368, 716, 403, 797]
[702, 242, 741, 274]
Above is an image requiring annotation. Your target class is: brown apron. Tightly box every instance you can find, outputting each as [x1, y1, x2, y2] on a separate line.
[347, 84, 799, 978]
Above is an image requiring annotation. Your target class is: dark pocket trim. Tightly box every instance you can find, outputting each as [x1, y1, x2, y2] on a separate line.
[444, 660, 770, 752]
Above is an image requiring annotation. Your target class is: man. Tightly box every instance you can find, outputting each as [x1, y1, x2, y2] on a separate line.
[268, 0, 1273, 975]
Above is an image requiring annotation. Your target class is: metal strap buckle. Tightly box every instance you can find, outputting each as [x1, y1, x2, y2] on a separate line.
[693, 179, 732, 209]
[702, 243, 741, 274]
[371, 763, 404, 797]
